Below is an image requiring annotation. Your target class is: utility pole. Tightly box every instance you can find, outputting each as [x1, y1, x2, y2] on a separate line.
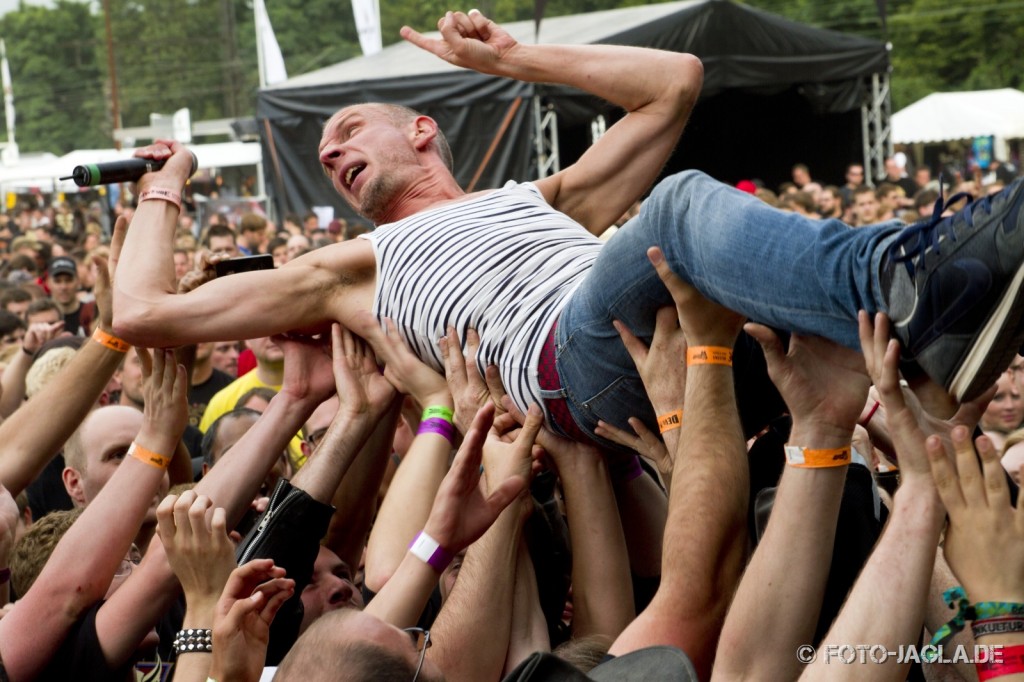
[102, 0, 122, 149]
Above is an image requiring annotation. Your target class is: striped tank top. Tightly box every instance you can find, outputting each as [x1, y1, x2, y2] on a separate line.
[362, 181, 602, 417]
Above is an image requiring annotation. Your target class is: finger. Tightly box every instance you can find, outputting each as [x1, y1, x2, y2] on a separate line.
[857, 309, 879, 376]
[743, 322, 786, 369]
[646, 246, 689, 305]
[451, 402, 495, 477]
[210, 506, 229, 548]
[977, 435, 1010, 509]
[952, 382, 998, 431]
[188, 495, 212, 537]
[162, 349, 178, 391]
[222, 559, 279, 600]
[257, 579, 296, 623]
[172, 363, 188, 406]
[173, 490, 196, 539]
[465, 329, 487, 389]
[501, 395, 527, 425]
[927, 433, 965, 512]
[466, 8, 492, 39]
[612, 319, 650, 367]
[155, 494, 179, 544]
[443, 327, 467, 385]
[108, 215, 129, 275]
[953, 426, 986, 507]
[514, 404, 544, 454]
[136, 346, 153, 380]
[484, 365, 507, 409]
[877, 338, 906, 409]
[595, 419, 642, 451]
[485, 474, 529, 516]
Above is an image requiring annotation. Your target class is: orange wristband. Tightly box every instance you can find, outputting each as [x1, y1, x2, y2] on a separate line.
[657, 409, 683, 433]
[129, 442, 171, 469]
[92, 328, 130, 353]
[784, 445, 851, 468]
[686, 346, 733, 366]
[138, 187, 182, 211]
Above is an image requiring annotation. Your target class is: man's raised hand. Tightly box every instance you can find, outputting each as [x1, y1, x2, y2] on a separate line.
[401, 10, 519, 75]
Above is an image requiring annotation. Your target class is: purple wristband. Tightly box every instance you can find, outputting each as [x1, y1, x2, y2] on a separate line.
[418, 417, 455, 445]
[408, 531, 453, 572]
[609, 455, 645, 482]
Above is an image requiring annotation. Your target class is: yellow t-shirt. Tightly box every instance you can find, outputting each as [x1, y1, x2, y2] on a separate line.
[198, 371, 307, 470]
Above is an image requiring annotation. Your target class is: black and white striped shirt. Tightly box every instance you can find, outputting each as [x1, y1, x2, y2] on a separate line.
[362, 181, 602, 417]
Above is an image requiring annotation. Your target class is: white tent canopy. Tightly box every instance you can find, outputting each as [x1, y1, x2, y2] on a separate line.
[0, 141, 262, 193]
[892, 88, 1024, 145]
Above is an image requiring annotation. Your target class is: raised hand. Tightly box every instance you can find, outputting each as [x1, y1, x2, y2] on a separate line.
[929, 429, 1024, 603]
[745, 324, 870, 439]
[21, 321, 66, 355]
[209, 559, 294, 682]
[276, 333, 336, 406]
[177, 250, 230, 294]
[858, 311, 995, 478]
[136, 347, 189, 455]
[401, 10, 519, 75]
[331, 321, 397, 423]
[94, 215, 128, 332]
[156, 491, 237, 615]
[348, 312, 444, 411]
[613, 306, 686, 416]
[423, 403, 542, 553]
[441, 327, 506, 435]
[648, 246, 746, 347]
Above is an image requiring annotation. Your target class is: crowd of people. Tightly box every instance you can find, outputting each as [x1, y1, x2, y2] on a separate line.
[0, 9, 1021, 682]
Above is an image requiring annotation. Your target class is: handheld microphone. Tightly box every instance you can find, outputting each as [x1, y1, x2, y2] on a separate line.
[60, 151, 199, 187]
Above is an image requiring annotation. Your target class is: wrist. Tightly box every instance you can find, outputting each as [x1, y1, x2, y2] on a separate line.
[407, 530, 454, 572]
[420, 394, 454, 412]
[788, 423, 854, 450]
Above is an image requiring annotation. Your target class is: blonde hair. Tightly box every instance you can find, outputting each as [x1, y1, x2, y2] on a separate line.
[25, 347, 77, 398]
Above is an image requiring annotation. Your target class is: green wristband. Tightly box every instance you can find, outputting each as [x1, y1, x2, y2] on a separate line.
[422, 405, 454, 423]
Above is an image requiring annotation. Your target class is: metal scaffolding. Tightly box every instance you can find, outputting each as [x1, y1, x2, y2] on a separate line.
[861, 70, 893, 186]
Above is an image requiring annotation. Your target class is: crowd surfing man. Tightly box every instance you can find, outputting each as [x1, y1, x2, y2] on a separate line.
[114, 10, 1024, 450]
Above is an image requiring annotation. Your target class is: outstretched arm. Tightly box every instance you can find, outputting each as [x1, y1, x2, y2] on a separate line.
[403, 11, 702, 232]
[112, 141, 366, 347]
[0, 222, 128, 496]
[0, 348, 186, 681]
[715, 327, 870, 681]
[800, 313, 957, 681]
[608, 248, 748, 680]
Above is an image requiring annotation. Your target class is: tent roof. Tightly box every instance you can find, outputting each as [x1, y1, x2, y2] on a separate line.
[892, 88, 1024, 144]
[267, 0, 887, 97]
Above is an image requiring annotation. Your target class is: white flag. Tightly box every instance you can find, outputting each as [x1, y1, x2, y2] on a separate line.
[254, 0, 287, 87]
[1, 39, 15, 144]
[352, 0, 382, 56]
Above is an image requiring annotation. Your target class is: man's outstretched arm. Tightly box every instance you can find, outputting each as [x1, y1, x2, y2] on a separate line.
[403, 11, 702, 233]
[112, 141, 367, 347]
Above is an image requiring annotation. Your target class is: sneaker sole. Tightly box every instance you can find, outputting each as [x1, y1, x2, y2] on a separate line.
[950, 259, 1024, 401]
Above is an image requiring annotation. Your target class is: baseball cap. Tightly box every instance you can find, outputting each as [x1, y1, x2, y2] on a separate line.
[48, 256, 77, 278]
[503, 647, 698, 682]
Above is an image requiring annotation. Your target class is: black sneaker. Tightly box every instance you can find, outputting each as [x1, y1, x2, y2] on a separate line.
[880, 177, 1024, 401]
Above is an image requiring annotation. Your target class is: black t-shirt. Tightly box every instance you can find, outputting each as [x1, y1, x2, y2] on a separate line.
[42, 602, 134, 681]
[187, 369, 234, 429]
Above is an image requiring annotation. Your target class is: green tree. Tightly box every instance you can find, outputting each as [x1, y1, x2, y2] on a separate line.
[0, 0, 108, 153]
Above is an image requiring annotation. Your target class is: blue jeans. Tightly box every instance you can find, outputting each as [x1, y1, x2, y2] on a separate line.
[553, 170, 903, 440]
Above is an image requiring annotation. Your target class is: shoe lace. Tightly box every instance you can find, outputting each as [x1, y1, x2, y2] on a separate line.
[889, 180, 995, 278]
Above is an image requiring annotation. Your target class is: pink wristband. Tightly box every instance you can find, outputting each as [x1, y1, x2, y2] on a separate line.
[138, 187, 182, 211]
[408, 531, 453, 572]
